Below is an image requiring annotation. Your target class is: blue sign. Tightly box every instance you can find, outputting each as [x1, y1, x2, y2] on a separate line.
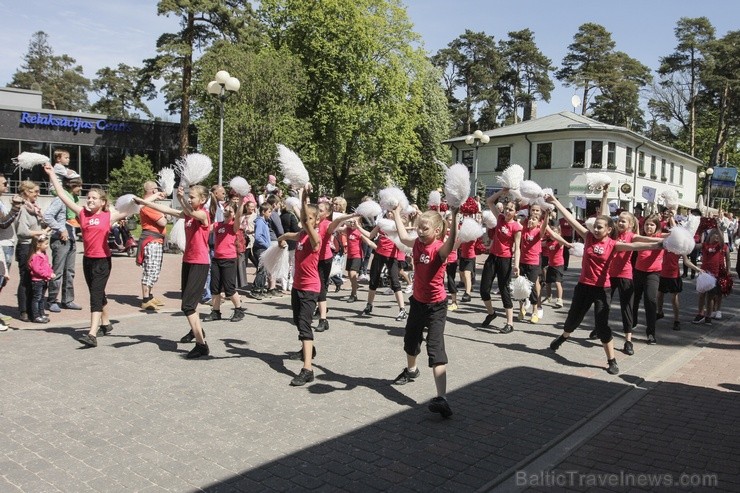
[710, 167, 737, 200]
[19, 112, 131, 134]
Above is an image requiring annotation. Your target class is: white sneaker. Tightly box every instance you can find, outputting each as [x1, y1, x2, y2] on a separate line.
[382, 287, 393, 295]
[0, 320, 7, 332]
[712, 311, 722, 320]
[359, 273, 370, 281]
[554, 298, 563, 308]
[536, 308, 544, 318]
[404, 285, 413, 294]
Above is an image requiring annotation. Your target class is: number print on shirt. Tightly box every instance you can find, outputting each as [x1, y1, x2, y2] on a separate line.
[88, 217, 100, 226]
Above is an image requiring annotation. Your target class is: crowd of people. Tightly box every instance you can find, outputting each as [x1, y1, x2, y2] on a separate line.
[1, 151, 739, 418]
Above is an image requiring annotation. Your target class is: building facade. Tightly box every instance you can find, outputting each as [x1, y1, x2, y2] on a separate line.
[0, 87, 195, 190]
[445, 112, 704, 215]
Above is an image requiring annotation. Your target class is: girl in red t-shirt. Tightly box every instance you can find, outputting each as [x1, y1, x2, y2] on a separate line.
[546, 194, 663, 375]
[693, 228, 730, 323]
[542, 222, 572, 308]
[391, 206, 459, 419]
[45, 165, 135, 349]
[135, 185, 211, 359]
[518, 204, 546, 324]
[632, 214, 665, 344]
[480, 188, 522, 333]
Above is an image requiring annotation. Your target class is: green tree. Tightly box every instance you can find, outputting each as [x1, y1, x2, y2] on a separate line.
[10, 31, 90, 111]
[555, 23, 615, 116]
[591, 52, 652, 129]
[499, 28, 554, 123]
[108, 155, 157, 198]
[432, 30, 504, 135]
[90, 64, 156, 118]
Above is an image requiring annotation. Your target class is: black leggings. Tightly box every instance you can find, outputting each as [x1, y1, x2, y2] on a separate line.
[632, 270, 659, 336]
[445, 262, 458, 295]
[83, 257, 111, 312]
[610, 277, 635, 333]
[564, 283, 612, 343]
[480, 254, 513, 308]
[369, 253, 400, 292]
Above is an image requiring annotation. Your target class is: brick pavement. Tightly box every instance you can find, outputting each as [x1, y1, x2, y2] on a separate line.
[0, 252, 737, 492]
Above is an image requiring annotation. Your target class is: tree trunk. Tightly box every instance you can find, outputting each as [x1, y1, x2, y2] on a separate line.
[709, 82, 729, 167]
[179, 11, 195, 157]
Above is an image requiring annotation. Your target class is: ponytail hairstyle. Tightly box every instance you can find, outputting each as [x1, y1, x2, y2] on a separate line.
[596, 214, 617, 239]
[420, 210, 447, 240]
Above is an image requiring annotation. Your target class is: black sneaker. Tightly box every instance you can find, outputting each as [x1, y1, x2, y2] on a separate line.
[461, 293, 472, 303]
[186, 342, 209, 359]
[247, 290, 263, 300]
[607, 358, 619, 375]
[481, 313, 496, 327]
[395, 309, 408, 321]
[549, 335, 566, 351]
[97, 323, 114, 336]
[646, 334, 657, 345]
[78, 334, 97, 347]
[341, 294, 358, 303]
[623, 341, 634, 355]
[588, 330, 598, 340]
[704, 317, 713, 325]
[313, 306, 319, 319]
[315, 319, 329, 332]
[656, 312, 664, 320]
[230, 308, 245, 322]
[428, 396, 453, 418]
[691, 314, 705, 324]
[393, 367, 420, 385]
[362, 304, 373, 316]
[673, 321, 681, 331]
[288, 346, 317, 361]
[500, 323, 514, 334]
[333, 284, 341, 293]
[203, 310, 222, 322]
[180, 328, 205, 344]
[290, 368, 315, 386]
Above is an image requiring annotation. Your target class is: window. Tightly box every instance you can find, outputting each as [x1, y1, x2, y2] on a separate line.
[638, 151, 645, 176]
[679, 165, 684, 185]
[573, 141, 585, 168]
[607, 142, 616, 169]
[536, 143, 552, 169]
[650, 156, 657, 179]
[661, 159, 667, 181]
[670, 162, 675, 183]
[625, 147, 633, 173]
[461, 149, 473, 174]
[590, 141, 603, 168]
[496, 146, 510, 171]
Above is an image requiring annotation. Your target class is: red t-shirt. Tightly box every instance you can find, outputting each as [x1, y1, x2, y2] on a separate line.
[79, 208, 111, 259]
[660, 251, 680, 278]
[635, 233, 663, 272]
[183, 208, 210, 265]
[375, 233, 395, 257]
[395, 243, 406, 261]
[446, 234, 458, 263]
[412, 239, 446, 304]
[701, 242, 727, 277]
[609, 230, 635, 279]
[293, 231, 321, 292]
[558, 217, 573, 239]
[490, 215, 522, 258]
[213, 219, 237, 259]
[546, 239, 564, 267]
[459, 240, 476, 259]
[579, 234, 617, 288]
[345, 227, 363, 259]
[520, 221, 543, 265]
[318, 219, 334, 261]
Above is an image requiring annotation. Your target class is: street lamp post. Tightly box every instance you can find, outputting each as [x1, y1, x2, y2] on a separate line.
[207, 70, 240, 185]
[699, 167, 714, 209]
[464, 129, 490, 196]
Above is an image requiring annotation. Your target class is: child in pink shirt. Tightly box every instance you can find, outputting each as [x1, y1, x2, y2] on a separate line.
[28, 235, 54, 323]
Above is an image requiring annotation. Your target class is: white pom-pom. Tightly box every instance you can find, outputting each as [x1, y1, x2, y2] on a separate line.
[510, 276, 533, 301]
[482, 210, 497, 229]
[12, 152, 49, 170]
[261, 243, 290, 280]
[229, 176, 251, 196]
[570, 242, 584, 257]
[355, 200, 382, 222]
[169, 218, 186, 252]
[518, 195, 531, 206]
[114, 194, 141, 216]
[158, 168, 175, 196]
[427, 190, 441, 207]
[663, 226, 695, 255]
[457, 217, 484, 243]
[376, 217, 398, 233]
[660, 189, 679, 209]
[519, 180, 543, 200]
[586, 172, 612, 192]
[696, 272, 716, 294]
[386, 229, 416, 254]
[284, 196, 300, 211]
[378, 187, 408, 212]
[541, 187, 554, 197]
[276, 144, 310, 188]
[535, 196, 554, 211]
[496, 164, 525, 190]
[444, 163, 470, 208]
[585, 217, 596, 233]
[175, 153, 213, 185]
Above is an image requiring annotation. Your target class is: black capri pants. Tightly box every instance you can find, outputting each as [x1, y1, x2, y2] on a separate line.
[610, 277, 635, 333]
[403, 296, 448, 367]
[317, 258, 333, 302]
[181, 263, 210, 316]
[83, 257, 111, 313]
[520, 263, 541, 305]
[292, 288, 319, 341]
[632, 269, 659, 336]
[369, 252, 401, 292]
[210, 258, 237, 298]
[563, 283, 612, 343]
[445, 262, 458, 295]
[480, 254, 513, 308]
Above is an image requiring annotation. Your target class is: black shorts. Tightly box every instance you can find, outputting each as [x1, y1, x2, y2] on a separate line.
[458, 257, 476, 272]
[346, 257, 362, 273]
[398, 260, 409, 271]
[83, 257, 111, 312]
[519, 263, 541, 283]
[658, 276, 682, 294]
[181, 263, 210, 315]
[546, 265, 564, 283]
[291, 288, 319, 341]
[541, 254, 549, 269]
[403, 296, 448, 367]
[210, 258, 237, 297]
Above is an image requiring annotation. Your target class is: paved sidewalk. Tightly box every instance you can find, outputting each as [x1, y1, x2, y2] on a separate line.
[0, 252, 737, 492]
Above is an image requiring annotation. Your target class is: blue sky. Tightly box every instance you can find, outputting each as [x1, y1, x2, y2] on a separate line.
[1, 0, 738, 120]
